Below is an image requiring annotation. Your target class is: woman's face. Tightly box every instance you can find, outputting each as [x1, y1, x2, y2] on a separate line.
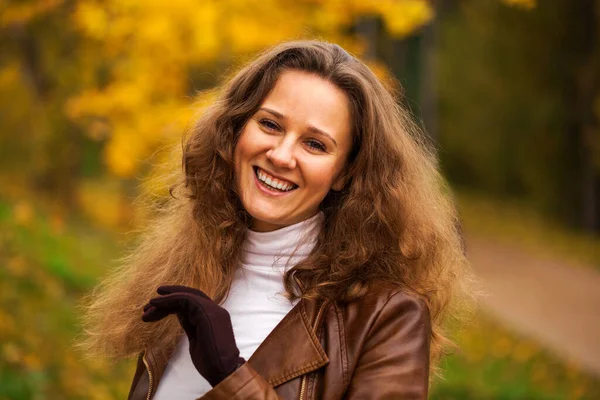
[234, 69, 353, 232]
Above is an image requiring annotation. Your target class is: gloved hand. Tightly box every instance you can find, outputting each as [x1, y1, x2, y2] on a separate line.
[141, 285, 245, 387]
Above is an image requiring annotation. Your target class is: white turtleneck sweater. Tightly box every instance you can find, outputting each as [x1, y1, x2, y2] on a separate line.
[153, 212, 323, 399]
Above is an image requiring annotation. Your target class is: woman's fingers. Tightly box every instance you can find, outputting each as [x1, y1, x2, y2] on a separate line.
[149, 292, 202, 314]
[141, 289, 213, 326]
[141, 304, 171, 322]
[156, 285, 211, 300]
[141, 293, 194, 322]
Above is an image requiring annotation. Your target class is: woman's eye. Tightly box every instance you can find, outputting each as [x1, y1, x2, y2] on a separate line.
[306, 139, 327, 152]
[259, 119, 280, 131]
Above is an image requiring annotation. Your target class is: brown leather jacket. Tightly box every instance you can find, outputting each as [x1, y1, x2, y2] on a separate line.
[127, 284, 431, 400]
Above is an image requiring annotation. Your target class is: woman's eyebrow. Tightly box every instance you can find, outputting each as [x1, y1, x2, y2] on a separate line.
[259, 107, 286, 120]
[259, 107, 338, 147]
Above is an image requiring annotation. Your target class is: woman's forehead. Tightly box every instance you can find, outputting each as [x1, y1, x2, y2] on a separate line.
[260, 70, 353, 149]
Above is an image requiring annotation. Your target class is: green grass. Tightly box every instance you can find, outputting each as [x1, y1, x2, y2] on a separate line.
[0, 197, 134, 400]
[431, 312, 600, 399]
[0, 200, 126, 291]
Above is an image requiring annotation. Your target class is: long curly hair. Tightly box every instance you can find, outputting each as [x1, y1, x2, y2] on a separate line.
[78, 40, 475, 372]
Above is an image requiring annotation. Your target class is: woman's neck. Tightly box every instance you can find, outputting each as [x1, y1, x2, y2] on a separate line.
[249, 210, 323, 233]
[241, 211, 324, 268]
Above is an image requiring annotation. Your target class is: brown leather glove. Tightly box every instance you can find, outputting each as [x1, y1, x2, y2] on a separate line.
[142, 285, 245, 387]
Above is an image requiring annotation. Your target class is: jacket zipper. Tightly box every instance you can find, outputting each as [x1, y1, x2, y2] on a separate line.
[142, 351, 154, 400]
[299, 300, 328, 400]
[299, 375, 308, 400]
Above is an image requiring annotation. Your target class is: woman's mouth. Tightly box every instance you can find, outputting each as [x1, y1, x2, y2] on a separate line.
[253, 166, 298, 194]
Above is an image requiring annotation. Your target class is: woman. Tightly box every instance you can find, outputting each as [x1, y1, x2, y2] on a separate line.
[80, 40, 473, 399]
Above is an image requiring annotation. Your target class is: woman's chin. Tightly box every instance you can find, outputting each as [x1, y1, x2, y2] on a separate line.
[249, 218, 285, 232]
[247, 207, 297, 231]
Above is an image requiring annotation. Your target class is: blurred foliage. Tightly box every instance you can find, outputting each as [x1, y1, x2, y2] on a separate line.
[437, 0, 600, 231]
[0, 197, 135, 399]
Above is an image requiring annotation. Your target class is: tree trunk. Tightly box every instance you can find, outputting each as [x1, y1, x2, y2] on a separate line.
[575, 0, 600, 233]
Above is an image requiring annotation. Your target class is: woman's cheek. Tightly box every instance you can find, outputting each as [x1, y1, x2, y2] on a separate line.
[307, 163, 340, 191]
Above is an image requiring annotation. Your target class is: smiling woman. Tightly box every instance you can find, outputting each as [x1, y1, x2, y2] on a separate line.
[79, 40, 475, 400]
[235, 70, 352, 232]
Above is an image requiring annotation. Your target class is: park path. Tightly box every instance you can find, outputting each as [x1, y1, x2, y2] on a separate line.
[466, 235, 600, 376]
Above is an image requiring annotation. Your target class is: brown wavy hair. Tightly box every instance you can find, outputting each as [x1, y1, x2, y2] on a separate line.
[78, 40, 475, 372]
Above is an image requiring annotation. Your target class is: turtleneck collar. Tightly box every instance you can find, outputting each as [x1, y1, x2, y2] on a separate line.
[240, 212, 324, 269]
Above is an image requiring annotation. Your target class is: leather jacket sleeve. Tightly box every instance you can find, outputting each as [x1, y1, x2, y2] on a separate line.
[344, 291, 431, 399]
[199, 291, 431, 400]
[199, 362, 281, 400]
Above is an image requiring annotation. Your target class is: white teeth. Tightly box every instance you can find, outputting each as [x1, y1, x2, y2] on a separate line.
[255, 167, 295, 192]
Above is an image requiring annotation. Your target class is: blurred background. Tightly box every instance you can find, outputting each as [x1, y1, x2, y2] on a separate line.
[1, 0, 599, 399]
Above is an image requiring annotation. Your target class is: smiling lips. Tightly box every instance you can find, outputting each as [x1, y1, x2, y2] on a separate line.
[254, 166, 298, 192]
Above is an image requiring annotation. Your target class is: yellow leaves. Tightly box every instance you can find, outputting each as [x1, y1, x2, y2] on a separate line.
[22, 353, 42, 371]
[223, 1, 308, 54]
[44, 278, 66, 299]
[65, 0, 438, 183]
[104, 130, 144, 178]
[69, 84, 195, 178]
[0, 309, 15, 333]
[13, 201, 34, 226]
[2, 342, 21, 364]
[6, 256, 28, 278]
[512, 340, 537, 363]
[60, 351, 135, 398]
[0, 337, 40, 373]
[76, 179, 128, 228]
[311, 1, 354, 33]
[86, 355, 110, 373]
[86, 120, 112, 142]
[347, 0, 434, 38]
[67, 82, 147, 120]
[0, 62, 20, 89]
[187, 6, 221, 61]
[379, 0, 434, 38]
[59, 360, 95, 397]
[569, 384, 589, 400]
[227, 15, 275, 54]
[491, 335, 513, 358]
[73, 1, 108, 39]
[531, 361, 550, 384]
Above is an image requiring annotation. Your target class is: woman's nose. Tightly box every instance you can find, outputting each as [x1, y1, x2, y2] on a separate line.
[266, 139, 297, 169]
